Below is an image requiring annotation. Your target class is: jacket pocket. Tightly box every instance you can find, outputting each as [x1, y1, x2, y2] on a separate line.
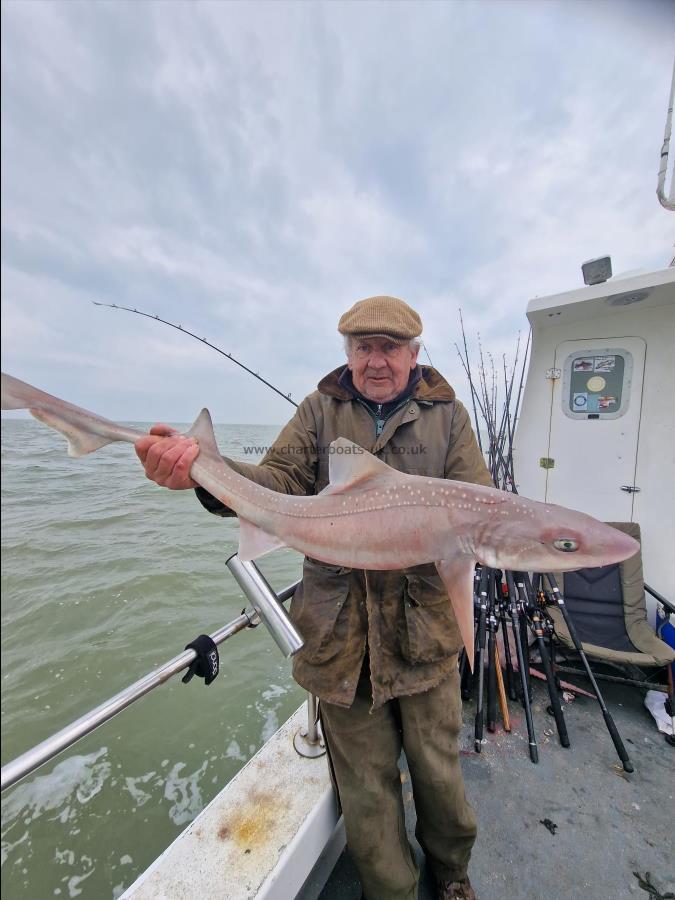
[290, 558, 352, 665]
[399, 567, 461, 663]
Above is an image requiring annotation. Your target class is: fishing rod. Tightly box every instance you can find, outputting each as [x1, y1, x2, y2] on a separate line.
[455, 340, 502, 478]
[498, 340, 521, 488]
[453, 323, 636, 769]
[92, 301, 299, 408]
[456, 335, 512, 488]
[519, 573, 570, 749]
[474, 565, 490, 752]
[456, 319, 530, 492]
[491, 337, 524, 490]
[457, 308, 484, 454]
[96, 302, 441, 413]
[421, 342, 435, 368]
[486, 569, 500, 733]
[507, 328, 531, 482]
[497, 577, 517, 701]
[505, 570, 538, 763]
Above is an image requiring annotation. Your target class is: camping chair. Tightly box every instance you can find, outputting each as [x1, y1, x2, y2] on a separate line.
[545, 522, 675, 739]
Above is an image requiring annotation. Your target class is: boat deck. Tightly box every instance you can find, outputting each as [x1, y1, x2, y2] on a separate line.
[314, 677, 674, 900]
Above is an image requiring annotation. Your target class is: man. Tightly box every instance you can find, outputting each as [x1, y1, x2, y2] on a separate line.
[135, 295, 492, 900]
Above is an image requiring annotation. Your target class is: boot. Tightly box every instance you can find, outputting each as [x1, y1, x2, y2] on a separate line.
[436, 875, 477, 900]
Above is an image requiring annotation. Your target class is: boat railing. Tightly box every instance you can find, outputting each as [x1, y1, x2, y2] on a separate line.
[657, 59, 675, 211]
[0, 556, 317, 792]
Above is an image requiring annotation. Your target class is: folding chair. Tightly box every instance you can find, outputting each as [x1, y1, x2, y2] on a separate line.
[547, 522, 675, 741]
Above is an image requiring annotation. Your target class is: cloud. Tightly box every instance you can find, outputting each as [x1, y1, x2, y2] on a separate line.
[2, 0, 674, 423]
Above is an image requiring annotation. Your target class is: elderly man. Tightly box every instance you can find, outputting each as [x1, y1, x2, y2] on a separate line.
[135, 296, 491, 900]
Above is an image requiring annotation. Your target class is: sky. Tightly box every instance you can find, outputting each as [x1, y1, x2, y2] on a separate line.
[1, 0, 674, 425]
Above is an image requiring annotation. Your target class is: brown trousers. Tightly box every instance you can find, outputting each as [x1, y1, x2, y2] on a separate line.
[320, 658, 477, 900]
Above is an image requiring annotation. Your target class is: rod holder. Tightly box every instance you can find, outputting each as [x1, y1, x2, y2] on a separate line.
[226, 555, 304, 658]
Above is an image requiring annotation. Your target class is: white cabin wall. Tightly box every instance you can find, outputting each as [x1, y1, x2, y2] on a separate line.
[632, 301, 675, 598]
[513, 277, 675, 610]
[511, 332, 554, 501]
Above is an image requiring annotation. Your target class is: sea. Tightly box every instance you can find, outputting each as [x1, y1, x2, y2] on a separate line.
[1, 419, 306, 900]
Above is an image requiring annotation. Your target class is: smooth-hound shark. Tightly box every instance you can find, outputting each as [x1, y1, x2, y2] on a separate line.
[1, 372, 639, 663]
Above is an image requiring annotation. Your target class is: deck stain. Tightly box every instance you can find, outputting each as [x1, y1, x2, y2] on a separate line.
[216, 790, 283, 850]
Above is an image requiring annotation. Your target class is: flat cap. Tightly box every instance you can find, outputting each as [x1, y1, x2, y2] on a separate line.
[338, 295, 423, 342]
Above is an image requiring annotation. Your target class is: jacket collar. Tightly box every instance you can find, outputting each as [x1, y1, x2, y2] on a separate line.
[317, 365, 456, 403]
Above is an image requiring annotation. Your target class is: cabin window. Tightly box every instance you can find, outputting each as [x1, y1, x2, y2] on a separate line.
[561, 348, 633, 420]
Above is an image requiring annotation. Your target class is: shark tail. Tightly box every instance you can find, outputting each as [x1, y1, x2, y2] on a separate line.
[1, 372, 39, 411]
[31, 408, 119, 458]
[1, 372, 142, 457]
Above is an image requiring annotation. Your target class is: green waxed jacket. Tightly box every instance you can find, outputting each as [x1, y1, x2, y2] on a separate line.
[197, 365, 492, 708]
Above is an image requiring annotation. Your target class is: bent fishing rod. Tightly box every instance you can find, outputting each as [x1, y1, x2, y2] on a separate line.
[95, 300, 437, 406]
[92, 300, 299, 408]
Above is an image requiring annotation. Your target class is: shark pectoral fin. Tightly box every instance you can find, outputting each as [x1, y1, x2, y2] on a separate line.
[326, 437, 406, 494]
[238, 518, 286, 561]
[187, 409, 221, 458]
[436, 556, 477, 672]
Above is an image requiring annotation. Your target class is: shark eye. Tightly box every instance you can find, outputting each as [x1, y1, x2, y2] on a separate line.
[554, 538, 579, 552]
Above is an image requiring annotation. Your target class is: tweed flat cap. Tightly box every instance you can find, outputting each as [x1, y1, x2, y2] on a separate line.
[338, 295, 423, 342]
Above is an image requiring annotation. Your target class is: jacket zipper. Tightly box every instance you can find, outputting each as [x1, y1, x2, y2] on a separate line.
[357, 397, 411, 438]
[375, 404, 384, 436]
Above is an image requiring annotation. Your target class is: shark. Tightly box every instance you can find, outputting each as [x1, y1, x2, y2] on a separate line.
[1, 372, 639, 664]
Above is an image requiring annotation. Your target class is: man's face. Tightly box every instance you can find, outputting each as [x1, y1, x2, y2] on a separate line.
[347, 336, 419, 403]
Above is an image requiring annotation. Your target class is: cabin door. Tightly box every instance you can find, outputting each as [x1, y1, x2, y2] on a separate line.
[546, 337, 646, 521]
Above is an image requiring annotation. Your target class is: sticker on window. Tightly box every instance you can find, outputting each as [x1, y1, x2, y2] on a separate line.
[562, 348, 632, 420]
[573, 358, 594, 372]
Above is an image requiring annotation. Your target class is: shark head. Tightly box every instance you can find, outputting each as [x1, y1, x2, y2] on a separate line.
[474, 496, 640, 573]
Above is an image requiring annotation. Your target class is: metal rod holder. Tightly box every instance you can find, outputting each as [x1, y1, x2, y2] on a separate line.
[226, 555, 304, 658]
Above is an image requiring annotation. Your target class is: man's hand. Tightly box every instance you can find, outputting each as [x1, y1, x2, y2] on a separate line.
[135, 424, 200, 490]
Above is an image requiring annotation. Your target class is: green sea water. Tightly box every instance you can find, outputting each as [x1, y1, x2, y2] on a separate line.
[1, 419, 305, 899]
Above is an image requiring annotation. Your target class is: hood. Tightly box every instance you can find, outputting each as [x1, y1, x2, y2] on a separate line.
[317, 365, 456, 403]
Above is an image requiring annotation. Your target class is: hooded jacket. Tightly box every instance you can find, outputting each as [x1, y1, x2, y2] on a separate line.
[197, 365, 492, 708]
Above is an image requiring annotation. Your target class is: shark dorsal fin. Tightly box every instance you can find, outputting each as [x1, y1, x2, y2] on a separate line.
[325, 437, 399, 494]
[187, 408, 220, 458]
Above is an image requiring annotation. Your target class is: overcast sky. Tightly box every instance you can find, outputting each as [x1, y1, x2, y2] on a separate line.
[2, 0, 674, 425]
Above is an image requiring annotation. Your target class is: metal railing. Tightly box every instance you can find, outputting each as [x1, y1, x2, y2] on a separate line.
[657, 59, 675, 211]
[1, 558, 304, 791]
[293, 691, 326, 758]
